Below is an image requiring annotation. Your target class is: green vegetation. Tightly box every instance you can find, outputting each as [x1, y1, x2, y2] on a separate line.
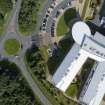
[48, 35, 74, 75]
[4, 39, 20, 55]
[57, 8, 76, 36]
[57, 14, 68, 36]
[78, 59, 95, 94]
[0, 0, 12, 14]
[18, 0, 40, 35]
[66, 59, 95, 98]
[0, 0, 13, 34]
[0, 60, 43, 105]
[66, 84, 77, 98]
[25, 45, 47, 80]
[25, 41, 80, 105]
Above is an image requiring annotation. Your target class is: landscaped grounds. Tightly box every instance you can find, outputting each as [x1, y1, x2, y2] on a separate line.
[57, 8, 76, 36]
[66, 84, 77, 98]
[4, 39, 20, 55]
[25, 40, 79, 105]
[0, 0, 13, 35]
[0, 60, 43, 105]
[66, 58, 95, 98]
[18, 0, 44, 36]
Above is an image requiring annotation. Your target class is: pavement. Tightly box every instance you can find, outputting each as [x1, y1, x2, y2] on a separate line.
[0, 0, 74, 105]
[0, 0, 77, 105]
[0, 0, 52, 105]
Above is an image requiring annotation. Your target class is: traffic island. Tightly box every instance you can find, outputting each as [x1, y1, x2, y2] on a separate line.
[4, 38, 21, 55]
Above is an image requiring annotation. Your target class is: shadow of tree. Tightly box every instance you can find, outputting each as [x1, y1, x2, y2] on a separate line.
[64, 8, 77, 27]
[47, 33, 74, 75]
[86, 21, 105, 35]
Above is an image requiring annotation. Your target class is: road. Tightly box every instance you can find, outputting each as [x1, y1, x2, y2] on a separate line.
[0, 0, 52, 105]
[9, 56, 52, 105]
[0, 0, 77, 105]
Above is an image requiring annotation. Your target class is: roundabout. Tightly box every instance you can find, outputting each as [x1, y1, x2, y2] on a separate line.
[4, 39, 21, 55]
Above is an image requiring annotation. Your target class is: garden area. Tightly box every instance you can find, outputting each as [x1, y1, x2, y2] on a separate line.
[66, 58, 95, 98]
[0, 0, 13, 35]
[4, 38, 20, 55]
[25, 43, 79, 105]
[0, 60, 43, 105]
[25, 44, 47, 80]
[57, 8, 77, 36]
[18, 0, 47, 36]
[66, 84, 77, 98]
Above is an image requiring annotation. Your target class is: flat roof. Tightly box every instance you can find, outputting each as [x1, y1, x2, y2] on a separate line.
[81, 36, 105, 61]
[79, 32, 105, 105]
[79, 62, 105, 105]
[72, 21, 91, 45]
[52, 43, 88, 92]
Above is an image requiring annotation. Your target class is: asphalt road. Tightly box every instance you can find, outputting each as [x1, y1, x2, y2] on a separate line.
[0, 0, 76, 105]
[10, 57, 53, 105]
[0, 0, 52, 105]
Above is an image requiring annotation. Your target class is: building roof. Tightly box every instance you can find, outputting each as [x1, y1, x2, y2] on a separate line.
[72, 21, 91, 45]
[81, 35, 105, 61]
[79, 62, 105, 105]
[79, 32, 105, 105]
[52, 43, 88, 92]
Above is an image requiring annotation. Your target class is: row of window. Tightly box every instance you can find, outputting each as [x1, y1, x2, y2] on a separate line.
[89, 47, 105, 58]
[83, 43, 105, 58]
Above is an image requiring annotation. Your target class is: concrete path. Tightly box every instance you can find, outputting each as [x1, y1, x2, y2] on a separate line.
[0, 0, 52, 105]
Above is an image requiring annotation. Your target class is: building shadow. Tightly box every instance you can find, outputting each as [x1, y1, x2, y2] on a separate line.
[64, 8, 77, 27]
[47, 33, 74, 75]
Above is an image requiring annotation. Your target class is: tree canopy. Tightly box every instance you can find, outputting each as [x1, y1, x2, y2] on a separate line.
[0, 60, 42, 105]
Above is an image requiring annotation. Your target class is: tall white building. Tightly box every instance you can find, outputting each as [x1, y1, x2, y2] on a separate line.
[51, 21, 105, 105]
[79, 32, 105, 105]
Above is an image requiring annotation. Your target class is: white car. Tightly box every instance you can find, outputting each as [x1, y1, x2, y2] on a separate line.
[47, 49, 53, 57]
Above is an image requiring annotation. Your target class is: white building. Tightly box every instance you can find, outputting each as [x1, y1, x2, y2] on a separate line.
[51, 21, 105, 105]
[79, 32, 105, 105]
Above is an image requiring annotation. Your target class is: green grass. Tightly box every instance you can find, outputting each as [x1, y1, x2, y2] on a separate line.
[66, 84, 77, 98]
[0, 0, 12, 14]
[57, 8, 76, 36]
[57, 14, 68, 36]
[24, 46, 79, 105]
[19, 24, 36, 36]
[4, 39, 20, 55]
[0, 0, 13, 35]
[39, 0, 48, 11]
[18, 0, 45, 36]
[39, 46, 49, 62]
[0, 60, 43, 105]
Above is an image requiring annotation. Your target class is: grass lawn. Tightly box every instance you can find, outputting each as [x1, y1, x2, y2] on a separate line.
[39, 46, 49, 62]
[57, 14, 68, 36]
[25, 45, 78, 105]
[19, 0, 47, 36]
[18, 0, 39, 36]
[66, 84, 77, 98]
[39, 0, 48, 11]
[57, 8, 76, 36]
[4, 39, 20, 55]
[0, 0, 13, 35]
